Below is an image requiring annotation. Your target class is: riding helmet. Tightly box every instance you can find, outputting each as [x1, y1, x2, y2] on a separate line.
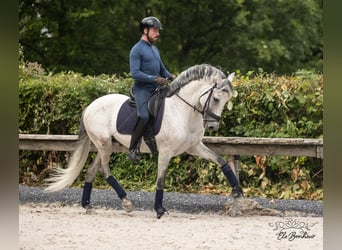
[140, 16, 163, 32]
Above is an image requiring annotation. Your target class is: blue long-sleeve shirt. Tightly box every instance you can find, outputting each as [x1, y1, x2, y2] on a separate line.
[129, 39, 171, 87]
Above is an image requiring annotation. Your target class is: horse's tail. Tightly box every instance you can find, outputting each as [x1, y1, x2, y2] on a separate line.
[45, 112, 91, 192]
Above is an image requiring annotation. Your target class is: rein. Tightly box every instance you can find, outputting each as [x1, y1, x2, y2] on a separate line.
[175, 83, 221, 121]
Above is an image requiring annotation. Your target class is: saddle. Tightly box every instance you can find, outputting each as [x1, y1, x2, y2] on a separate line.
[128, 85, 169, 117]
[116, 86, 168, 135]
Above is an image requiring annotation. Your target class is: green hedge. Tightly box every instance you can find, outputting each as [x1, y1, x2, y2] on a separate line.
[19, 63, 323, 200]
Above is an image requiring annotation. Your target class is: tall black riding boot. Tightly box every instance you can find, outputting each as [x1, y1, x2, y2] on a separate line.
[143, 120, 158, 156]
[144, 136, 158, 156]
[128, 119, 147, 163]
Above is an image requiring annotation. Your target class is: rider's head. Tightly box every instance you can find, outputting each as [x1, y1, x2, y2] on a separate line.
[140, 16, 163, 44]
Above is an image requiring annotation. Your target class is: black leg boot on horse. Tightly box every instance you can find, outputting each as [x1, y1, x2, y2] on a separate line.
[221, 163, 243, 216]
[221, 163, 243, 198]
[128, 118, 147, 163]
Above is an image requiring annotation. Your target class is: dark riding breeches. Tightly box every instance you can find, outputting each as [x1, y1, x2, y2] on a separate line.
[132, 84, 156, 124]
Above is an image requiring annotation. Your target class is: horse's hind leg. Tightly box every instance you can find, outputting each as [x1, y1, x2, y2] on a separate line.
[97, 142, 133, 213]
[81, 154, 101, 209]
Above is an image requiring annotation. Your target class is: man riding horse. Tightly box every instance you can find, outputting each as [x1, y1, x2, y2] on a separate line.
[45, 18, 243, 219]
[128, 16, 176, 163]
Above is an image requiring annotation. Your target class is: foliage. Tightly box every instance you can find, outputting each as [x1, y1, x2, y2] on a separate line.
[19, 0, 322, 75]
[19, 0, 152, 75]
[218, 69, 323, 139]
[213, 70, 323, 200]
[19, 63, 323, 200]
[19, 65, 132, 134]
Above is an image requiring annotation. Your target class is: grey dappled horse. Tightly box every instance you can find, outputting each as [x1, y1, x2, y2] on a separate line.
[45, 64, 243, 219]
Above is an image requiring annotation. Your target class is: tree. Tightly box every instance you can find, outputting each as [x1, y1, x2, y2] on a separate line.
[155, 0, 322, 74]
[19, 0, 143, 75]
[19, 0, 322, 75]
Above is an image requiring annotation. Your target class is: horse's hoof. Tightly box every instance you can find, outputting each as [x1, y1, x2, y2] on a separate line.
[127, 150, 141, 164]
[231, 186, 243, 199]
[82, 203, 92, 209]
[83, 204, 96, 215]
[156, 207, 168, 219]
[229, 199, 239, 217]
[122, 197, 133, 213]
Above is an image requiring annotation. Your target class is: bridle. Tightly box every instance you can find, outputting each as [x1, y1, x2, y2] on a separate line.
[175, 83, 221, 122]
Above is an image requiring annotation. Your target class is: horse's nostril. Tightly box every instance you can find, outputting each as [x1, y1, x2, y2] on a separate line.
[207, 125, 218, 131]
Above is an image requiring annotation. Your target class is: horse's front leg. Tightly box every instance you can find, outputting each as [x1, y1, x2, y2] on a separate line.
[187, 142, 243, 198]
[154, 153, 171, 219]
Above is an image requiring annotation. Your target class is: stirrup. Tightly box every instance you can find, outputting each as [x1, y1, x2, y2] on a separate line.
[127, 148, 141, 163]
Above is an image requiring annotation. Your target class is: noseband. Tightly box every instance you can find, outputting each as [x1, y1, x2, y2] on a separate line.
[175, 83, 221, 122]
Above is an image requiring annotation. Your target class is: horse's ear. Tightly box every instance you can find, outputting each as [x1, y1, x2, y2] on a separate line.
[227, 72, 235, 82]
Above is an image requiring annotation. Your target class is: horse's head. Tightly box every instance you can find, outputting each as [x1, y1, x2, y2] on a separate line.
[167, 64, 235, 131]
[202, 72, 235, 131]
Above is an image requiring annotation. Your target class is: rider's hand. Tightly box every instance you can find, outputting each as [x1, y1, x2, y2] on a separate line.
[154, 77, 169, 86]
[168, 74, 177, 81]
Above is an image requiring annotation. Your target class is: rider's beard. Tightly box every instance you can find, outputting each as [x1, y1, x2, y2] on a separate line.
[147, 34, 158, 44]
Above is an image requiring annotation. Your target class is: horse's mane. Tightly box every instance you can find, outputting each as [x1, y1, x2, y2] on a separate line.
[167, 64, 226, 97]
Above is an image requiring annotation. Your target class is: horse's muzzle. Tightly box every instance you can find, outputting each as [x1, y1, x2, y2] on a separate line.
[205, 121, 220, 131]
[204, 111, 221, 131]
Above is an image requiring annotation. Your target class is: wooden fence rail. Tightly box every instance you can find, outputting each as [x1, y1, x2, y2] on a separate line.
[19, 134, 323, 158]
